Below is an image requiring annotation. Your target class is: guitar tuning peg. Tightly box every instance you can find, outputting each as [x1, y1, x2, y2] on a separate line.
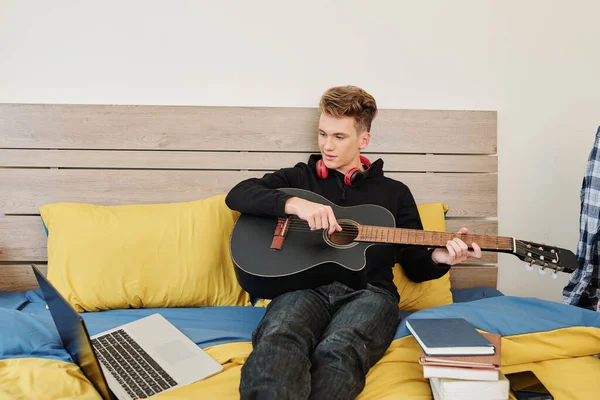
[552, 271, 558, 279]
[538, 267, 546, 275]
[525, 263, 533, 272]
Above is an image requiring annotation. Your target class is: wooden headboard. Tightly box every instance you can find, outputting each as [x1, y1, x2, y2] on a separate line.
[0, 104, 498, 292]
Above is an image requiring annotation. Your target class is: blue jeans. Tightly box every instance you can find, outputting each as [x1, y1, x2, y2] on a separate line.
[239, 281, 401, 400]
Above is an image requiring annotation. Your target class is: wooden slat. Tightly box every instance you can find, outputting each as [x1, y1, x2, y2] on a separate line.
[390, 173, 496, 217]
[0, 149, 497, 173]
[0, 264, 46, 291]
[0, 170, 497, 217]
[0, 264, 497, 292]
[450, 266, 498, 289]
[446, 219, 497, 235]
[458, 254, 497, 265]
[0, 216, 499, 263]
[0, 104, 497, 154]
[0, 169, 261, 216]
[0, 216, 47, 261]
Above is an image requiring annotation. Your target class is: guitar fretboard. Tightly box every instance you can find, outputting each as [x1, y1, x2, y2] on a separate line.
[355, 225, 514, 252]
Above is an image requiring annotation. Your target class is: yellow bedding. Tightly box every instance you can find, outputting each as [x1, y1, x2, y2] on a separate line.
[2, 326, 599, 400]
[0, 358, 103, 400]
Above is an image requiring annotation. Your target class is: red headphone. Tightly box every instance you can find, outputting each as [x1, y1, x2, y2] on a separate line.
[316, 155, 372, 187]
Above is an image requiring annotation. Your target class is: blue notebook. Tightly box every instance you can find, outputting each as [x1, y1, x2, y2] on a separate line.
[406, 318, 495, 356]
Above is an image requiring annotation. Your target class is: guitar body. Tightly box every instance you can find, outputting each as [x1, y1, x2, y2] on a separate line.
[229, 188, 395, 299]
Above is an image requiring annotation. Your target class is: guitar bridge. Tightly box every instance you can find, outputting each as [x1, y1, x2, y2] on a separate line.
[270, 217, 291, 250]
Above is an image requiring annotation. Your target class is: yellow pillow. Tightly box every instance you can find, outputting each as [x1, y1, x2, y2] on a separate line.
[394, 202, 452, 312]
[39, 195, 251, 312]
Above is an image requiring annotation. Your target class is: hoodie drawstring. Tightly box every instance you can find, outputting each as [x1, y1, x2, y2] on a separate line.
[336, 175, 347, 202]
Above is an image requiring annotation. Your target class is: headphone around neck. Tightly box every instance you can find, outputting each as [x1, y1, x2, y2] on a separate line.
[316, 155, 372, 187]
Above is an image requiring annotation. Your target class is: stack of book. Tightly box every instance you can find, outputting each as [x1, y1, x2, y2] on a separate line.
[406, 318, 509, 400]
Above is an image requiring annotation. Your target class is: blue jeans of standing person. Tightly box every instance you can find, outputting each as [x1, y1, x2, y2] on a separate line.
[239, 281, 401, 400]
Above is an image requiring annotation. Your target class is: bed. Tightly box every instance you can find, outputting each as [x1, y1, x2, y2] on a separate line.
[1, 104, 599, 399]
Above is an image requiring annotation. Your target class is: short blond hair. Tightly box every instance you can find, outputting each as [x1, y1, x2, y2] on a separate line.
[318, 85, 378, 133]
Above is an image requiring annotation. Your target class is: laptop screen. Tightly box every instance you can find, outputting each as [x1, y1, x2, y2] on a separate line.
[32, 265, 114, 400]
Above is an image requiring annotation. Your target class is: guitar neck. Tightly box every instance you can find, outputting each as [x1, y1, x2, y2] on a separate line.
[355, 225, 514, 252]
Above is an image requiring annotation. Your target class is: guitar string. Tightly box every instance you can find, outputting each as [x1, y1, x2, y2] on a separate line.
[278, 221, 514, 247]
[282, 219, 504, 240]
[282, 220, 513, 240]
[273, 226, 560, 266]
[281, 220, 514, 243]
[275, 220, 563, 267]
[280, 219, 546, 249]
[283, 225, 507, 241]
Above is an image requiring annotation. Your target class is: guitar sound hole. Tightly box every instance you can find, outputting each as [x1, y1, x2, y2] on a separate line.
[324, 220, 359, 248]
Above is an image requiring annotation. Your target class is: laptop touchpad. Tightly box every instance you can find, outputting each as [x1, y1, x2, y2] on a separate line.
[155, 340, 195, 365]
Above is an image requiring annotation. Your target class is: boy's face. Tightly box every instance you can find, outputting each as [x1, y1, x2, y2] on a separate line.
[318, 113, 370, 174]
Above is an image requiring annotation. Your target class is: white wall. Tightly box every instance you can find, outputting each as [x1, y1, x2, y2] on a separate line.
[494, 2, 600, 302]
[1, 0, 599, 302]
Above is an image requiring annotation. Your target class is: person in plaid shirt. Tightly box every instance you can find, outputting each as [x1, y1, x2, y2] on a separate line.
[562, 126, 600, 311]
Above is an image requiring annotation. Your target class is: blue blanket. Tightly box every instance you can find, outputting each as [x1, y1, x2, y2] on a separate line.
[2, 288, 599, 364]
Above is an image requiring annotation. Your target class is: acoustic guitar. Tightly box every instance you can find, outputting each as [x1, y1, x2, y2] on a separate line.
[229, 188, 577, 299]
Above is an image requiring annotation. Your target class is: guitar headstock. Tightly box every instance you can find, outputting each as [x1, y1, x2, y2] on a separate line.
[514, 239, 577, 275]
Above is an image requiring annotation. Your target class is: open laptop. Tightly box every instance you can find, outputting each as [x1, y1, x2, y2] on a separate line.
[32, 264, 223, 400]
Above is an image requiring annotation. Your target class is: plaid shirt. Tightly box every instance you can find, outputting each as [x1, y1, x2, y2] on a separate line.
[562, 126, 600, 311]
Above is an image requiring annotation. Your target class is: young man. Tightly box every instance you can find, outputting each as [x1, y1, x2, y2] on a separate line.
[225, 86, 482, 400]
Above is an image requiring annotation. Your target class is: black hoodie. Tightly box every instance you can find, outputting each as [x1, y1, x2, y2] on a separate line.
[225, 154, 450, 303]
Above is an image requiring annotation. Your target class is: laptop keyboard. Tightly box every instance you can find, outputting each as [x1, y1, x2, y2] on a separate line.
[91, 329, 178, 399]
